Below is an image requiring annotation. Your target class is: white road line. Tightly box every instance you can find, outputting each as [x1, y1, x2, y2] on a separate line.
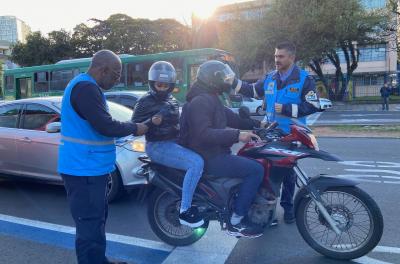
[162, 222, 238, 264]
[306, 112, 322, 126]
[0, 213, 173, 252]
[345, 169, 400, 176]
[353, 246, 400, 264]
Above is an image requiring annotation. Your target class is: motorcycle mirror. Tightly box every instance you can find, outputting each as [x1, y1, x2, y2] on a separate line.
[239, 106, 251, 119]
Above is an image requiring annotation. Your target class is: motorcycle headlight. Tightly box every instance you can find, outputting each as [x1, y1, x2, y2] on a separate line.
[131, 139, 146, 152]
[308, 134, 319, 151]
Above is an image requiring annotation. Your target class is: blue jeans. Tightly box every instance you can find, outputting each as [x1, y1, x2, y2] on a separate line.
[205, 154, 264, 216]
[146, 140, 204, 211]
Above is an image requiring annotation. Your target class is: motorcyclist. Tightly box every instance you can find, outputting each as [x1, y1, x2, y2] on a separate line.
[132, 61, 204, 227]
[180, 60, 264, 238]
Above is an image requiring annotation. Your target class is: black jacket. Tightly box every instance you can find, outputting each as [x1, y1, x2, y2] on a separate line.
[181, 81, 260, 160]
[132, 92, 180, 142]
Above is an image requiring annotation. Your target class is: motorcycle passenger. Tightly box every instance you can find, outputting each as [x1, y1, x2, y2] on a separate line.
[180, 60, 264, 238]
[132, 61, 205, 228]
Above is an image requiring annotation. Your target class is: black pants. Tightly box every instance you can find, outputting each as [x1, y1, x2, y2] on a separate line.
[382, 97, 389, 110]
[62, 174, 109, 264]
[205, 154, 264, 216]
[269, 167, 296, 212]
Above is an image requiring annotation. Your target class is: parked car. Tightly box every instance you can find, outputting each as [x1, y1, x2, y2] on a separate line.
[319, 98, 333, 110]
[0, 97, 147, 202]
[104, 91, 147, 110]
[230, 95, 265, 116]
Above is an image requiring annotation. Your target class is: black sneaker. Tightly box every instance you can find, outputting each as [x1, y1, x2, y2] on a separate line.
[179, 206, 204, 228]
[283, 208, 295, 224]
[227, 218, 263, 238]
[270, 218, 278, 227]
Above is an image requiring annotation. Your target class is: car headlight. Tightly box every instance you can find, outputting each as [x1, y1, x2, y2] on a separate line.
[131, 139, 146, 152]
[308, 134, 319, 151]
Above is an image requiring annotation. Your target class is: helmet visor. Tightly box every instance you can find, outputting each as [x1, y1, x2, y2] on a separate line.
[222, 64, 235, 86]
[148, 69, 177, 84]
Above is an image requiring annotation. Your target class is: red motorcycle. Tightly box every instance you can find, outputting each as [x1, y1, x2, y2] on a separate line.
[141, 116, 383, 260]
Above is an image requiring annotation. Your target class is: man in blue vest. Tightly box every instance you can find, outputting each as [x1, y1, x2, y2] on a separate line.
[58, 50, 148, 264]
[233, 41, 320, 224]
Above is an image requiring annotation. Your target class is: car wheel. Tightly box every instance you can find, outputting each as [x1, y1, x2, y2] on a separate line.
[107, 169, 124, 203]
[256, 106, 266, 116]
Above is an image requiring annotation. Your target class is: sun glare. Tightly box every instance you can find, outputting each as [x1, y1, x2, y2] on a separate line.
[192, 4, 217, 19]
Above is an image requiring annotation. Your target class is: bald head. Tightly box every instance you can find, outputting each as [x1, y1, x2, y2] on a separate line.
[88, 49, 122, 90]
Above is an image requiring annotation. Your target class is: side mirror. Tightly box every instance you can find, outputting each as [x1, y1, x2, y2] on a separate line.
[46, 122, 61, 133]
[238, 106, 251, 119]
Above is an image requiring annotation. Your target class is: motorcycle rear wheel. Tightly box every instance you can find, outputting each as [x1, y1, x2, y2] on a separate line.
[148, 188, 209, 246]
[296, 186, 383, 260]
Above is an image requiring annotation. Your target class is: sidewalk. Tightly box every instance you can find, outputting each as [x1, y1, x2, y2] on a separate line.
[328, 102, 400, 111]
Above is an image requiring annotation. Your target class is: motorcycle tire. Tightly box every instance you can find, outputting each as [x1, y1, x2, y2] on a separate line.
[148, 188, 209, 246]
[296, 186, 383, 260]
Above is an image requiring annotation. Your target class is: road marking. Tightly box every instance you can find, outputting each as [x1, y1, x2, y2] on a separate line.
[339, 161, 400, 168]
[306, 112, 322, 125]
[353, 246, 400, 264]
[0, 213, 172, 264]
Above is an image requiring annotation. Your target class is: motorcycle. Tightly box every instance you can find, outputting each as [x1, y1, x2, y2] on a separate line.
[138, 110, 384, 260]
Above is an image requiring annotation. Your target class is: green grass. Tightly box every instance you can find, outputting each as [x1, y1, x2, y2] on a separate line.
[330, 125, 400, 133]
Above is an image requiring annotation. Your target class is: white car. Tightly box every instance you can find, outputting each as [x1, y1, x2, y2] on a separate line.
[0, 97, 147, 202]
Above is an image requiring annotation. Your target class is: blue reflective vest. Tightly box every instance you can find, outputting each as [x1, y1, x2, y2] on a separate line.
[58, 73, 116, 176]
[264, 70, 308, 133]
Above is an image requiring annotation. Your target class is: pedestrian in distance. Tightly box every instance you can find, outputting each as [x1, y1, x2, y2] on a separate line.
[380, 82, 391, 111]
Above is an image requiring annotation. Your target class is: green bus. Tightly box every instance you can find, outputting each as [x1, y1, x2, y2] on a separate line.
[2, 48, 237, 102]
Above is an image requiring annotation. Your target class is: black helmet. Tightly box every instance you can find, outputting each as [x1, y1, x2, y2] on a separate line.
[196, 60, 236, 94]
[148, 61, 177, 99]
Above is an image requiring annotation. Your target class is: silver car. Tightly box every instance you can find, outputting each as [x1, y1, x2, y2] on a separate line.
[0, 97, 147, 202]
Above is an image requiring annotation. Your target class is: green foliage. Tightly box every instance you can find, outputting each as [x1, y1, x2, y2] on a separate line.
[11, 14, 191, 66]
[217, 0, 387, 101]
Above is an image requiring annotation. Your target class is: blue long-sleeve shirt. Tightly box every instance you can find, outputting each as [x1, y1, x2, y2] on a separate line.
[70, 81, 138, 137]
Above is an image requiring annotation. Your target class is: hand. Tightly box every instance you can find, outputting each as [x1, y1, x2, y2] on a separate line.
[151, 115, 163, 126]
[274, 103, 283, 113]
[239, 131, 261, 143]
[136, 123, 148, 136]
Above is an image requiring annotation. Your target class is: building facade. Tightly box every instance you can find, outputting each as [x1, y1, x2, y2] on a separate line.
[0, 16, 31, 57]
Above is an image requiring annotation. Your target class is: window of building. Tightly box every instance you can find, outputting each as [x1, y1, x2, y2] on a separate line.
[0, 104, 21, 128]
[21, 104, 60, 131]
[353, 74, 385, 86]
[34, 71, 49, 93]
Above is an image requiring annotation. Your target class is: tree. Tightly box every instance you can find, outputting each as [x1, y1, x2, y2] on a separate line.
[217, 0, 387, 100]
[72, 14, 191, 56]
[48, 30, 75, 62]
[11, 31, 52, 66]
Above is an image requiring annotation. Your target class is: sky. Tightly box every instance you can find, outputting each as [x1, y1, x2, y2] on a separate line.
[2, 0, 246, 34]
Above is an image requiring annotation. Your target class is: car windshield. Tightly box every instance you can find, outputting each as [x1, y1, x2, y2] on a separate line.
[53, 101, 133, 122]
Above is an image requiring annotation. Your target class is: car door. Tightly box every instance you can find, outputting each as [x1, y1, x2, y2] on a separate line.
[15, 103, 61, 181]
[0, 103, 22, 175]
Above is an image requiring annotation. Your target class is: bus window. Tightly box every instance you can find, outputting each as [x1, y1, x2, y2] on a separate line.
[169, 58, 183, 85]
[115, 64, 127, 88]
[34, 71, 49, 93]
[5, 75, 14, 94]
[189, 64, 200, 87]
[50, 69, 77, 91]
[127, 61, 153, 87]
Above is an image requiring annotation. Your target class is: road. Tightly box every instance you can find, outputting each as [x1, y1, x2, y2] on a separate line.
[0, 138, 399, 264]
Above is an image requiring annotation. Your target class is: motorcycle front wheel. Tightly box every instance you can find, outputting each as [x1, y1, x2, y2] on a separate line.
[148, 188, 209, 246]
[296, 186, 383, 260]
